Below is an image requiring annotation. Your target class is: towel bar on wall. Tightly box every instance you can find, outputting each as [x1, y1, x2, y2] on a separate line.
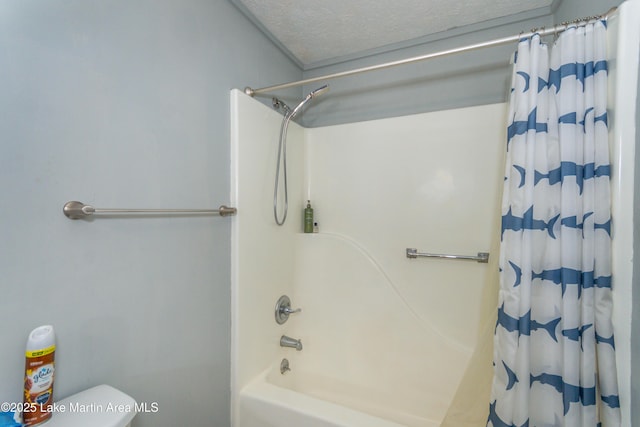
[63, 201, 237, 219]
[406, 248, 489, 263]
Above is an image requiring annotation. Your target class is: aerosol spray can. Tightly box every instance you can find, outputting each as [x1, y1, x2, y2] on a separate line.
[23, 325, 55, 426]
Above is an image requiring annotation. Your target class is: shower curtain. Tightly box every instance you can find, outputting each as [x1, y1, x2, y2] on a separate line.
[489, 21, 620, 427]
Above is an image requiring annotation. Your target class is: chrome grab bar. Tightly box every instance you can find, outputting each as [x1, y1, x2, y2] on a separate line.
[63, 201, 237, 219]
[406, 248, 489, 263]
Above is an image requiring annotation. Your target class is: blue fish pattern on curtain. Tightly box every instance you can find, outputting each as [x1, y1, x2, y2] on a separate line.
[488, 21, 621, 427]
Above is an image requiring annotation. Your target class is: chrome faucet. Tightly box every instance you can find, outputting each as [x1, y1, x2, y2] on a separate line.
[280, 335, 303, 351]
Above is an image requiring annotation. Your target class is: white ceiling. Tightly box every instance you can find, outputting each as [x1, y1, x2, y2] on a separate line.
[232, 0, 554, 68]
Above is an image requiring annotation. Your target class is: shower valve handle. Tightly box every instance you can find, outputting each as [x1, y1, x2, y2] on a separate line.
[275, 295, 302, 324]
[281, 307, 301, 315]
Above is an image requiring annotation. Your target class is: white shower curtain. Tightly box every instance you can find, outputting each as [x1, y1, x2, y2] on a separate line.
[489, 21, 620, 427]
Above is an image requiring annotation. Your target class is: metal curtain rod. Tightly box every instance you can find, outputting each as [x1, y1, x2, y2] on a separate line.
[244, 7, 617, 97]
[63, 201, 237, 219]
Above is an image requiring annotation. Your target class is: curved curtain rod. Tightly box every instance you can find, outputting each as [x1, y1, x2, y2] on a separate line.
[244, 7, 617, 97]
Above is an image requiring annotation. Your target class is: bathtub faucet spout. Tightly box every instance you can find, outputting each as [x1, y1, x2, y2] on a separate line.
[280, 335, 303, 351]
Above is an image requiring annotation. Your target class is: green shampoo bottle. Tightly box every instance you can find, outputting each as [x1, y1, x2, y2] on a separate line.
[304, 200, 314, 233]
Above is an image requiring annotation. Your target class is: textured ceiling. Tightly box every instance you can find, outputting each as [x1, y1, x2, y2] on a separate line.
[232, 0, 553, 67]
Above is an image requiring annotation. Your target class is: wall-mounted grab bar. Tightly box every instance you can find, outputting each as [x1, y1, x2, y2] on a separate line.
[406, 248, 489, 263]
[63, 201, 237, 219]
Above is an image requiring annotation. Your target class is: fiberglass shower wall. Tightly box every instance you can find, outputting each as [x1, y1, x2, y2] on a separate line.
[231, 89, 507, 424]
[288, 103, 505, 422]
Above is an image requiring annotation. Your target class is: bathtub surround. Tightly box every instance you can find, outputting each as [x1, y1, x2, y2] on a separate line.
[231, 91, 505, 426]
[440, 317, 495, 427]
[230, 90, 306, 405]
[606, 2, 640, 423]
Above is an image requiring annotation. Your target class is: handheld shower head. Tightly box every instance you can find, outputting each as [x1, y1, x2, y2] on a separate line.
[273, 84, 329, 226]
[288, 84, 329, 119]
[309, 84, 329, 98]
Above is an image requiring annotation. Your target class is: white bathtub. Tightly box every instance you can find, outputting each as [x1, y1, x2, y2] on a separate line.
[237, 366, 439, 427]
[236, 313, 494, 427]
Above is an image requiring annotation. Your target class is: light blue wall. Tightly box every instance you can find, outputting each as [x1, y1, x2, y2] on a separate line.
[552, 0, 622, 22]
[0, 1, 300, 427]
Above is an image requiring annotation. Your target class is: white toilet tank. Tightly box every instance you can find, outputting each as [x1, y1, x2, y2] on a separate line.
[45, 385, 136, 427]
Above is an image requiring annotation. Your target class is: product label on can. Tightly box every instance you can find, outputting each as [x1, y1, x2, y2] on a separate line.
[23, 345, 55, 426]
